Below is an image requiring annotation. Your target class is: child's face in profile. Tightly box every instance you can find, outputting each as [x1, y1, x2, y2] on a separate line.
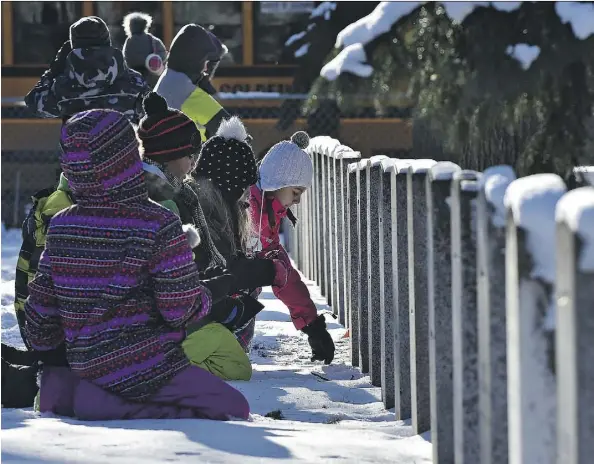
[165, 156, 194, 179]
[272, 186, 306, 208]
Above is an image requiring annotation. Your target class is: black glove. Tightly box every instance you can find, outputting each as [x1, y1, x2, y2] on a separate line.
[201, 272, 237, 304]
[237, 294, 265, 328]
[228, 255, 276, 291]
[199, 264, 227, 280]
[301, 315, 335, 365]
[209, 295, 265, 331]
[49, 40, 72, 76]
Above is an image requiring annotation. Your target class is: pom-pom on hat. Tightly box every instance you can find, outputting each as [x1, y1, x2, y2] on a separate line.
[137, 92, 201, 163]
[123, 12, 152, 37]
[194, 116, 258, 203]
[258, 131, 313, 191]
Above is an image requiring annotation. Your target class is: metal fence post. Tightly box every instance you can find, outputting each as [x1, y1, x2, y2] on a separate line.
[477, 166, 516, 464]
[504, 174, 566, 464]
[407, 159, 436, 435]
[427, 161, 462, 463]
[451, 170, 482, 464]
[347, 163, 361, 368]
[555, 187, 594, 464]
[367, 156, 389, 387]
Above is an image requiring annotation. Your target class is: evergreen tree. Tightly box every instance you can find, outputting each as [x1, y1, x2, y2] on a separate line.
[309, 1, 594, 176]
[276, 1, 379, 131]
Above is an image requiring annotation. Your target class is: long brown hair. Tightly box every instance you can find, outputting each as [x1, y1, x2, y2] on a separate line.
[193, 177, 252, 257]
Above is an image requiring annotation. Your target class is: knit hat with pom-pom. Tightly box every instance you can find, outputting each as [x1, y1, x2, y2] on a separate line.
[137, 92, 201, 163]
[122, 12, 167, 78]
[258, 131, 312, 191]
[194, 116, 258, 203]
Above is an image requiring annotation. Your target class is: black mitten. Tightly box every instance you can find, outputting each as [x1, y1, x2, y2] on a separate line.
[228, 255, 276, 291]
[301, 315, 335, 365]
[201, 273, 237, 304]
[209, 297, 242, 326]
[209, 295, 265, 331]
[235, 295, 265, 328]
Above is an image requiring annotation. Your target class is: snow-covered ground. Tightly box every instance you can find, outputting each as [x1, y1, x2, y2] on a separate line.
[1, 225, 431, 463]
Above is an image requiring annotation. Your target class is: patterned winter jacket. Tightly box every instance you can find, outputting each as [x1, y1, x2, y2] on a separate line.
[15, 168, 198, 353]
[248, 185, 318, 330]
[24, 111, 212, 401]
[25, 46, 149, 124]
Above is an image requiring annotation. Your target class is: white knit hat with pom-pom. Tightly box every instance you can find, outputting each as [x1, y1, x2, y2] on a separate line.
[258, 131, 313, 191]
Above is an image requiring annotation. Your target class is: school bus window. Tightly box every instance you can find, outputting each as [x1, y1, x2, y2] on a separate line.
[173, 2, 242, 65]
[13, 1, 83, 64]
[254, 1, 314, 65]
[94, 2, 164, 50]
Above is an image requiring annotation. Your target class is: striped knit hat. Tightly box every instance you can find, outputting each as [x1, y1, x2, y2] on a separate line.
[137, 92, 201, 163]
[60, 109, 146, 205]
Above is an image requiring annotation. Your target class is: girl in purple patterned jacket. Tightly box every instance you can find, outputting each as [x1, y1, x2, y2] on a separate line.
[24, 108, 249, 421]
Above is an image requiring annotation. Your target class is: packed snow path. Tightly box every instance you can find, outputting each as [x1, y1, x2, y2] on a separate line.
[1, 227, 431, 463]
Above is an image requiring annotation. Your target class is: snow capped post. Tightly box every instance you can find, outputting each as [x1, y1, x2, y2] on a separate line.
[392, 160, 414, 421]
[451, 170, 482, 464]
[476, 165, 516, 464]
[326, 152, 336, 308]
[378, 158, 397, 409]
[320, 153, 329, 299]
[300, 188, 310, 277]
[336, 148, 361, 327]
[315, 151, 325, 290]
[312, 151, 321, 285]
[347, 163, 360, 367]
[306, 138, 362, 325]
[367, 156, 389, 388]
[330, 155, 339, 316]
[356, 159, 371, 374]
[555, 187, 594, 464]
[308, 165, 316, 280]
[348, 160, 373, 371]
[407, 159, 436, 435]
[504, 174, 566, 464]
[426, 161, 462, 464]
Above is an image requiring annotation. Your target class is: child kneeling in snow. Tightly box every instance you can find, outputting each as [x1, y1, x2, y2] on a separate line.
[24, 109, 249, 421]
[190, 115, 280, 353]
[249, 132, 335, 364]
[137, 93, 272, 381]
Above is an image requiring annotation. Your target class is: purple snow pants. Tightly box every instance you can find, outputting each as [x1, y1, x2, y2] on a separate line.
[39, 365, 249, 421]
